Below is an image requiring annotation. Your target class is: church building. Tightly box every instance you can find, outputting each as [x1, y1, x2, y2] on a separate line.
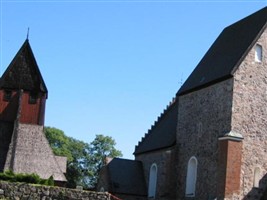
[0, 39, 67, 184]
[98, 6, 267, 200]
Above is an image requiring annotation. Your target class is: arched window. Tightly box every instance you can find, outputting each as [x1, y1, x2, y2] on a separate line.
[255, 44, 262, 62]
[253, 167, 260, 188]
[100, 187, 105, 192]
[148, 163, 157, 198]
[185, 156, 198, 197]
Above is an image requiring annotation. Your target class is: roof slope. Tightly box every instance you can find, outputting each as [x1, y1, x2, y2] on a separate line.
[134, 98, 178, 155]
[178, 6, 267, 95]
[106, 158, 147, 196]
[0, 39, 48, 93]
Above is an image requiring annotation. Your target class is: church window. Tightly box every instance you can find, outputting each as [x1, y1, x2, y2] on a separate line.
[148, 163, 157, 199]
[255, 44, 262, 62]
[197, 122, 203, 137]
[3, 90, 12, 102]
[253, 167, 260, 188]
[29, 92, 38, 104]
[185, 156, 198, 197]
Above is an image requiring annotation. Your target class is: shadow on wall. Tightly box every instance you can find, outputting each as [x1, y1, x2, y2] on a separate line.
[0, 92, 20, 172]
[243, 173, 267, 200]
[0, 92, 19, 122]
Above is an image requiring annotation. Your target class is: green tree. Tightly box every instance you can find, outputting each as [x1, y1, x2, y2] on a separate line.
[44, 127, 91, 188]
[44, 127, 122, 189]
[88, 134, 123, 187]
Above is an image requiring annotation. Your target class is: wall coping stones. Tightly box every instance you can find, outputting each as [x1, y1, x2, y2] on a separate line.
[218, 131, 244, 141]
[0, 181, 111, 200]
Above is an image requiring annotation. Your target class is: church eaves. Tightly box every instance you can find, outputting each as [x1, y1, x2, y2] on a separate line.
[0, 39, 48, 95]
[177, 6, 267, 96]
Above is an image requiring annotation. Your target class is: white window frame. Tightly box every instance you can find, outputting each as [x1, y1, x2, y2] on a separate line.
[148, 163, 158, 199]
[255, 44, 263, 62]
[185, 156, 198, 197]
[253, 167, 260, 188]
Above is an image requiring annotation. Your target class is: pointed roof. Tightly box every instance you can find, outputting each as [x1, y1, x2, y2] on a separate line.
[178, 6, 267, 95]
[0, 39, 48, 94]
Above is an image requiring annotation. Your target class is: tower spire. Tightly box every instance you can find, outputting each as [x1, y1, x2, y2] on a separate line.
[26, 27, 30, 40]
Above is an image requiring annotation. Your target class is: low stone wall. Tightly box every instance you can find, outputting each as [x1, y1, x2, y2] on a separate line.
[0, 181, 110, 200]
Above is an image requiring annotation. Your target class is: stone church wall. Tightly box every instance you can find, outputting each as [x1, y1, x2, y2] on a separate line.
[135, 146, 177, 200]
[231, 28, 267, 199]
[176, 78, 234, 199]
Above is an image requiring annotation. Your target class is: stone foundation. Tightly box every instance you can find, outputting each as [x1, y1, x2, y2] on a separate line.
[0, 181, 111, 200]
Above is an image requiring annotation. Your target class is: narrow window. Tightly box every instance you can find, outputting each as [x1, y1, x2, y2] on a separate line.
[3, 90, 12, 102]
[148, 163, 157, 199]
[253, 167, 260, 188]
[197, 122, 203, 137]
[185, 157, 198, 197]
[255, 44, 262, 62]
[29, 92, 38, 104]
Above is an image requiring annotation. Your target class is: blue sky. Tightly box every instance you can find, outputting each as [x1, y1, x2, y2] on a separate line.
[0, 1, 266, 159]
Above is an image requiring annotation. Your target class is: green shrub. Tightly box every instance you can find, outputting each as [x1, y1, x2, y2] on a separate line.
[40, 175, 54, 186]
[0, 171, 54, 186]
[46, 176, 54, 186]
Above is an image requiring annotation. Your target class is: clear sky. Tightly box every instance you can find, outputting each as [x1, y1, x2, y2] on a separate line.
[0, 0, 266, 159]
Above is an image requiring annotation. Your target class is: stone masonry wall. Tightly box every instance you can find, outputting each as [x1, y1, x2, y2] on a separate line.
[0, 181, 110, 200]
[176, 78, 234, 199]
[135, 146, 177, 200]
[231, 27, 267, 199]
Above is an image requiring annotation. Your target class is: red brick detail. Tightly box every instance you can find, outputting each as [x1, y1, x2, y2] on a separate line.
[218, 139, 242, 198]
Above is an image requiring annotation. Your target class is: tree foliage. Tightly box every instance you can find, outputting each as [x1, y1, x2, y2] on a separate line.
[44, 127, 122, 189]
[89, 134, 123, 186]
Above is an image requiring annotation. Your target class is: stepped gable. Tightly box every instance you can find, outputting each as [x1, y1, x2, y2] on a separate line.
[178, 6, 267, 95]
[134, 98, 178, 155]
[103, 158, 147, 196]
[0, 39, 48, 94]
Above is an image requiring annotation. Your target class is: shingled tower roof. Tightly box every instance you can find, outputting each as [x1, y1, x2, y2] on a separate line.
[178, 6, 267, 95]
[0, 39, 48, 94]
